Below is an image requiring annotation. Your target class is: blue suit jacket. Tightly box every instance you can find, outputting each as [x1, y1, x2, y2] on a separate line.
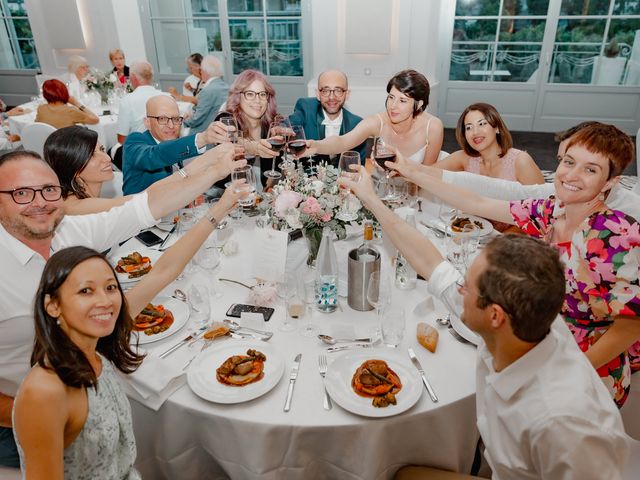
[184, 77, 229, 134]
[288, 97, 367, 164]
[122, 130, 201, 195]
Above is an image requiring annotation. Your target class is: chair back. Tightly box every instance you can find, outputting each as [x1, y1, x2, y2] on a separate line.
[20, 122, 56, 157]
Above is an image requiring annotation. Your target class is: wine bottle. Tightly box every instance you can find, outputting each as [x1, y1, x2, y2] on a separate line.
[356, 219, 376, 263]
[315, 226, 338, 313]
[395, 210, 417, 290]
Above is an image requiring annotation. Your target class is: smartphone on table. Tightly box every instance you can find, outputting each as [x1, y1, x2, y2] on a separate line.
[226, 304, 275, 322]
[135, 230, 164, 247]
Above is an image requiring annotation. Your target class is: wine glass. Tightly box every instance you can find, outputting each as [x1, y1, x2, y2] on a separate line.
[381, 307, 406, 348]
[366, 270, 392, 341]
[372, 137, 398, 201]
[219, 116, 238, 143]
[283, 125, 306, 170]
[279, 273, 298, 332]
[336, 151, 361, 222]
[265, 116, 291, 180]
[188, 282, 211, 328]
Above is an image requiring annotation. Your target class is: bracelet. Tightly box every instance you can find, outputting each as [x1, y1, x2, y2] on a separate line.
[206, 213, 219, 228]
[177, 168, 189, 178]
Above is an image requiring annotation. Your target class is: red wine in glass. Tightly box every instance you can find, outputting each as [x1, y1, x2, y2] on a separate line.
[374, 153, 396, 170]
[288, 140, 306, 155]
[268, 138, 285, 151]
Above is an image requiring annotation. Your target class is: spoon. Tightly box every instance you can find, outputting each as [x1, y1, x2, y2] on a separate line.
[224, 319, 274, 339]
[172, 289, 188, 302]
[317, 334, 372, 345]
[219, 278, 255, 290]
[436, 314, 451, 327]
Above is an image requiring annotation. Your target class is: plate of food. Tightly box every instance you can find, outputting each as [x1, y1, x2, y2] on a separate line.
[131, 296, 189, 345]
[449, 214, 493, 237]
[111, 248, 161, 284]
[187, 342, 284, 404]
[324, 349, 422, 417]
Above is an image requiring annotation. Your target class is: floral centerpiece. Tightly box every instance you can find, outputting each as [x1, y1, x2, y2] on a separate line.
[84, 68, 131, 103]
[261, 163, 369, 265]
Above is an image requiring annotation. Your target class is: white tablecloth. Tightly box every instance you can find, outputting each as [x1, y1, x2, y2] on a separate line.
[124, 208, 479, 480]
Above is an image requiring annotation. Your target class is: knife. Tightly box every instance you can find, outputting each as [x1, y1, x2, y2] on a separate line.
[158, 223, 178, 251]
[159, 326, 208, 359]
[326, 343, 372, 353]
[408, 347, 438, 403]
[283, 353, 302, 412]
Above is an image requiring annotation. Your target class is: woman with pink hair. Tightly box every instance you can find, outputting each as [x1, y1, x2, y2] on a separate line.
[211, 69, 279, 185]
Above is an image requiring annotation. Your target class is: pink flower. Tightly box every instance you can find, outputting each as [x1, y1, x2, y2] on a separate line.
[321, 212, 332, 222]
[302, 196, 322, 215]
[604, 216, 640, 250]
[274, 190, 302, 218]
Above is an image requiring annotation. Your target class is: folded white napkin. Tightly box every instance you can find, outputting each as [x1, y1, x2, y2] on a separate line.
[119, 353, 186, 411]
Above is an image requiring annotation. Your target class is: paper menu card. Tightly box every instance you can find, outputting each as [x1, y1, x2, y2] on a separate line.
[252, 228, 288, 283]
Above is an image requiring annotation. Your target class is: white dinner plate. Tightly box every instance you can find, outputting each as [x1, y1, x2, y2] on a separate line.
[131, 296, 189, 345]
[449, 315, 481, 346]
[449, 214, 493, 237]
[187, 341, 284, 404]
[324, 349, 423, 418]
[110, 248, 162, 285]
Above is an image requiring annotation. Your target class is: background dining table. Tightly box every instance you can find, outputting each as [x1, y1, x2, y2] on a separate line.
[122, 201, 480, 480]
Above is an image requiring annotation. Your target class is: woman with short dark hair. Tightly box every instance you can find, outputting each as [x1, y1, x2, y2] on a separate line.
[305, 69, 444, 165]
[35, 79, 98, 129]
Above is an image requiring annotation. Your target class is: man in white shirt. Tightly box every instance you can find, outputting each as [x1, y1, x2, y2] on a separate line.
[0, 146, 240, 467]
[114, 61, 169, 169]
[341, 172, 629, 479]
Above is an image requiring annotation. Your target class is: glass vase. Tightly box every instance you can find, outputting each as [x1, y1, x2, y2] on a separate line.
[303, 227, 323, 267]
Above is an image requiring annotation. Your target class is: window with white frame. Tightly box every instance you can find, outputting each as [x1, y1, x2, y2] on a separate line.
[0, 0, 39, 69]
[148, 0, 303, 77]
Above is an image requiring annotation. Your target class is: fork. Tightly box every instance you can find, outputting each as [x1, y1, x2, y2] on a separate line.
[318, 354, 332, 410]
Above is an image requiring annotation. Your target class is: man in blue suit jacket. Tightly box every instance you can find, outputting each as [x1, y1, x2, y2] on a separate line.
[288, 70, 367, 165]
[123, 95, 215, 194]
[183, 55, 229, 134]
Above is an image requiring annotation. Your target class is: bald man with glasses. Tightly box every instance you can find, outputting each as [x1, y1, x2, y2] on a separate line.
[122, 95, 219, 194]
[288, 69, 367, 165]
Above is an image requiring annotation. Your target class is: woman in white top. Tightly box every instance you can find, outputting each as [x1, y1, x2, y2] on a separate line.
[305, 69, 444, 166]
[64, 55, 90, 100]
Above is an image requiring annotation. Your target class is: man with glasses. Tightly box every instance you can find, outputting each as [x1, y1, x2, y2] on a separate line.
[122, 95, 217, 194]
[0, 147, 242, 468]
[340, 168, 629, 479]
[114, 61, 169, 169]
[289, 69, 367, 165]
[183, 55, 228, 135]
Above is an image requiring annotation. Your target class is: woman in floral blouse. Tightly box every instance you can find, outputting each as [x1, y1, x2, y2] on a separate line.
[390, 122, 640, 407]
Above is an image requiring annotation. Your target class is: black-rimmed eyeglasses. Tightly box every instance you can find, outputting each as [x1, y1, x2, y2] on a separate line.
[319, 87, 346, 98]
[0, 185, 63, 204]
[242, 90, 269, 101]
[147, 115, 184, 125]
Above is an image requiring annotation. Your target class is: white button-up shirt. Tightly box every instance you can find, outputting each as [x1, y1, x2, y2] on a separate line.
[116, 85, 169, 137]
[427, 260, 629, 480]
[321, 109, 343, 139]
[0, 192, 156, 396]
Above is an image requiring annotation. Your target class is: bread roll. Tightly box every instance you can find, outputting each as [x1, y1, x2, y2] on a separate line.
[416, 322, 438, 353]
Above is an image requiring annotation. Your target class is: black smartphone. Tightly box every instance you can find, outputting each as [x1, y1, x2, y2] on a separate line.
[226, 303, 275, 322]
[135, 230, 164, 247]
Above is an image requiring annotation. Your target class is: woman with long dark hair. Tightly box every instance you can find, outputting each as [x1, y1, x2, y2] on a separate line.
[12, 181, 245, 478]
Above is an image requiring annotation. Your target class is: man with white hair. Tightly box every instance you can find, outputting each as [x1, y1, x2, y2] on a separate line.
[182, 55, 228, 134]
[62, 55, 89, 100]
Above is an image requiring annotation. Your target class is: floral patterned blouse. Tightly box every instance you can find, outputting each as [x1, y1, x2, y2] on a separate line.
[510, 197, 640, 408]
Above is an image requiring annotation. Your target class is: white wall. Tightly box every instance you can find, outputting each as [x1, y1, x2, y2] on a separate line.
[306, 0, 446, 118]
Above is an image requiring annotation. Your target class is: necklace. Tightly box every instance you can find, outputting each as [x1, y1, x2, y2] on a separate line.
[389, 117, 414, 137]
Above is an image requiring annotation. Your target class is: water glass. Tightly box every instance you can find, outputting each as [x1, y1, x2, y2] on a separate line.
[299, 270, 318, 337]
[220, 116, 238, 143]
[177, 208, 197, 235]
[188, 282, 211, 328]
[231, 165, 257, 208]
[366, 270, 392, 340]
[279, 273, 298, 332]
[445, 223, 475, 274]
[381, 307, 405, 347]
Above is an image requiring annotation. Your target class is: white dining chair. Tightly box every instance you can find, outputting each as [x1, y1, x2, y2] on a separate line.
[20, 122, 56, 157]
[0, 465, 21, 479]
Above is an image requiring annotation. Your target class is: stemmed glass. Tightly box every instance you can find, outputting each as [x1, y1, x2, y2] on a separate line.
[220, 116, 238, 143]
[366, 270, 392, 341]
[231, 165, 257, 213]
[298, 270, 318, 337]
[265, 116, 292, 180]
[372, 136, 398, 201]
[283, 125, 306, 171]
[278, 272, 298, 332]
[336, 151, 361, 222]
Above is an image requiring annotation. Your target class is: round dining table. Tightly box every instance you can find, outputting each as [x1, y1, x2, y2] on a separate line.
[122, 205, 480, 480]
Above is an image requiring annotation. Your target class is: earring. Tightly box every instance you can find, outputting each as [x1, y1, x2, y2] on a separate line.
[56, 319, 61, 326]
[598, 192, 606, 201]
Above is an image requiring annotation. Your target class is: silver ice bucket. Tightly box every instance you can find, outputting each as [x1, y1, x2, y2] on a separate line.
[347, 247, 380, 311]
